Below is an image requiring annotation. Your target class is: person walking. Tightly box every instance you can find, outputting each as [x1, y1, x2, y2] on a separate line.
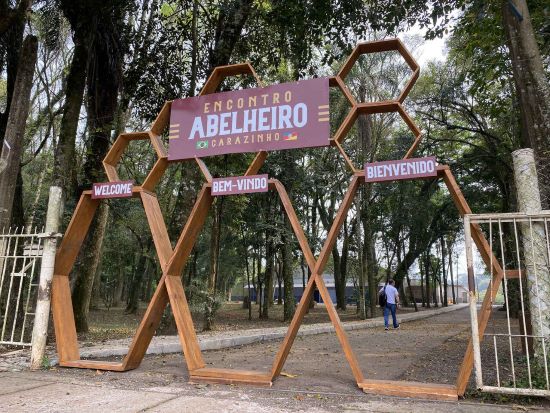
[379, 279, 400, 331]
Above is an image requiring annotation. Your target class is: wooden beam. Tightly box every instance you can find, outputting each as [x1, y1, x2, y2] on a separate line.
[122, 276, 171, 370]
[315, 273, 364, 383]
[190, 368, 272, 386]
[270, 265, 317, 379]
[60, 360, 126, 371]
[165, 275, 205, 371]
[359, 379, 457, 401]
[272, 179, 316, 271]
[245, 151, 267, 176]
[439, 167, 505, 396]
[195, 157, 213, 182]
[166, 184, 213, 276]
[314, 176, 360, 274]
[271, 176, 361, 380]
[141, 191, 173, 270]
[51, 275, 79, 362]
[54, 194, 99, 276]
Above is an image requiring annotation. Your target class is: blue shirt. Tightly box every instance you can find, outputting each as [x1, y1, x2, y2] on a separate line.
[380, 284, 398, 305]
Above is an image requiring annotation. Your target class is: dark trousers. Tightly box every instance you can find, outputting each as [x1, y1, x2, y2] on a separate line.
[384, 303, 398, 328]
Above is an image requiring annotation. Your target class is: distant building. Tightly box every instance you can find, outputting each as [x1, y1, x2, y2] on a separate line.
[242, 272, 364, 304]
[238, 271, 469, 305]
[405, 279, 469, 304]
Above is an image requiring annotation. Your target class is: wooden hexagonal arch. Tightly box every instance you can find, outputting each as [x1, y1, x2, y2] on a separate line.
[163, 178, 317, 386]
[50, 187, 191, 371]
[52, 40, 500, 400]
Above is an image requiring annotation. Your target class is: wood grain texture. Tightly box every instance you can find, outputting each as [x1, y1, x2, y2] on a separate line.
[122, 276, 170, 370]
[359, 379, 457, 401]
[271, 176, 361, 381]
[273, 179, 316, 271]
[142, 157, 168, 193]
[190, 368, 272, 386]
[440, 167, 505, 396]
[333, 139, 359, 173]
[151, 101, 172, 136]
[315, 273, 364, 383]
[141, 191, 173, 270]
[314, 175, 360, 274]
[333, 107, 358, 144]
[54, 194, 99, 276]
[167, 184, 213, 276]
[270, 265, 317, 379]
[195, 157, 213, 182]
[165, 275, 205, 371]
[51, 275, 79, 362]
[60, 360, 126, 371]
[245, 151, 267, 176]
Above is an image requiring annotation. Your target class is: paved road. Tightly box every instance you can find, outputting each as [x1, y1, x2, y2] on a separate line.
[1, 307, 546, 412]
[0, 370, 541, 412]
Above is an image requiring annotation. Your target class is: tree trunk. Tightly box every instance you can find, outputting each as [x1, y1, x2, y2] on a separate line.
[72, 202, 109, 329]
[113, 256, 125, 308]
[208, 0, 254, 73]
[420, 257, 426, 307]
[52, 35, 88, 202]
[448, 238, 456, 304]
[406, 272, 418, 311]
[437, 272, 443, 308]
[282, 217, 295, 321]
[502, 0, 550, 208]
[425, 254, 431, 308]
[441, 236, 448, 306]
[189, 0, 199, 95]
[204, 200, 221, 331]
[513, 148, 550, 357]
[331, 246, 342, 309]
[71, 12, 122, 332]
[277, 258, 283, 305]
[262, 226, 275, 318]
[0, 35, 37, 230]
[126, 248, 147, 314]
[244, 243, 252, 319]
[257, 246, 263, 318]
[0, 2, 25, 147]
[339, 230, 350, 311]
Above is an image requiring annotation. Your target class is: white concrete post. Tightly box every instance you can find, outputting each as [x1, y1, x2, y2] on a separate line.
[512, 148, 550, 358]
[30, 186, 62, 369]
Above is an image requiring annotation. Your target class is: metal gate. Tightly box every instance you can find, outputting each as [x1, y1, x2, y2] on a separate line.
[465, 212, 550, 397]
[0, 228, 44, 347]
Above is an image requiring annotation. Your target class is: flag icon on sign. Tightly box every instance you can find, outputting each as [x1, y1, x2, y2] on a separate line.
[196, 140, 209, 149]
[283, 132, 298, 141]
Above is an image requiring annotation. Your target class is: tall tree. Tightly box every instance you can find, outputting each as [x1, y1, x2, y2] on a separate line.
[71, 1, 127, 332]
[501, 0, 550, 207]
[0, 35, 37, 229]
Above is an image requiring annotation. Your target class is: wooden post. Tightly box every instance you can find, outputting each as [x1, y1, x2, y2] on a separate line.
[512, 148, 550, 355]
[30, 186, 62, 369]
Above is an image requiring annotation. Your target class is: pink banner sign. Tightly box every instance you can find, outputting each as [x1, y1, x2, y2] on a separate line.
[168, 78, 330, 160]
[92, 180, 134, 199]
[211, 174, 269, 196]
[364, 157, 437, 183]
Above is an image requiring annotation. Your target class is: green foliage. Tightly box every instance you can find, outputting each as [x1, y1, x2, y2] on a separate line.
[40, 355, 51, 370]
[7, 0, 550, 332]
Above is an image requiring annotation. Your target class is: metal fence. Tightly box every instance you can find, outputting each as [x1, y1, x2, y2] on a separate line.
[0, 227, 44, 347]
[466, 212, 550, 397]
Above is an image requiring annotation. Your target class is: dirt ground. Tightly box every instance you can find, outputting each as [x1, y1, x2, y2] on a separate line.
[81, 301, 401, 342]
[30, 307, 550, 410]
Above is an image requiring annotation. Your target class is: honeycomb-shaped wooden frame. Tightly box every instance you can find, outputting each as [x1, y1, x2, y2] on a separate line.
[330, 38, 422, 173]
[52, 39, 504, 401]
[103, 123, 168, 192]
